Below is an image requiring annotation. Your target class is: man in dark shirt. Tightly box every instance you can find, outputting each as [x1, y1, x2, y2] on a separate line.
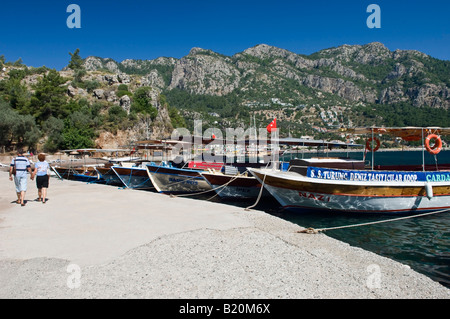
[9, 149, 34, 206]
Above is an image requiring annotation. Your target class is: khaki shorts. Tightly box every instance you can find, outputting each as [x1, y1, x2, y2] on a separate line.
[14, 175, 28, 192]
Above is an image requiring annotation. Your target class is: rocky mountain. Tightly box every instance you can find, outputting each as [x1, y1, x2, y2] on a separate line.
[2, 42, 448, 152]
[81, 42, 449, 110]
[0, 58, 178, 150]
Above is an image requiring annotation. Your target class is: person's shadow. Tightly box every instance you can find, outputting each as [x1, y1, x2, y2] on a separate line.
[34, 198, 50, 203]
[9, 199, 50, 205]
[10, 199, 28, 206]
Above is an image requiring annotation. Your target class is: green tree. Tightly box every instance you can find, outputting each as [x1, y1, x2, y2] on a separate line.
[72, 68, 87, 88]
[13, 58, 23, 67]
[117, 83, 132, 97]
[62, 127, 95, 149]
[131, 86, 157, 120]
[108, 105, 127, 122]
[0, 75, 29, 111]
[84, 80, 100, 93]
[14, 114, 41, 150]
[168, 105, 186, 128]
[0, 101, 40, 151]
[61, 111, 96, 149]
[68, 49, 83, 71]
[0, 101, 17, 149]
[28, 69, 68, 122]
[42, 116, 65, 152]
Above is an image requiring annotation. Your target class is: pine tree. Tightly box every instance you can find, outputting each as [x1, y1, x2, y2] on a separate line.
[68, 48, 83, 70]
[28, 69, 67, 123]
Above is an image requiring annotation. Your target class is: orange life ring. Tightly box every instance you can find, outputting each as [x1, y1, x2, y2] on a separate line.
[366, 137, 380, 152]
[425, 134, 442, 155]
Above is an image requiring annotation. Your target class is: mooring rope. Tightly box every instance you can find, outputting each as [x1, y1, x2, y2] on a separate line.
[128, 178, 155, 190]
[204, 171, 250, 201]
[244, 162, 271, 211]
[96, 167, 121, 186]
[170, 171, 245, 198]
[147, 165, 204, 189]
[298, 207, 450, 234]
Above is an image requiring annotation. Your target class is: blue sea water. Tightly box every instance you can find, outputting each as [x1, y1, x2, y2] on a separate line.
[269, 149, 450, 289]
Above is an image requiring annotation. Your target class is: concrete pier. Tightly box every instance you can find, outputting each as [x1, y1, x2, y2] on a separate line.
[0, 171, 448, 298]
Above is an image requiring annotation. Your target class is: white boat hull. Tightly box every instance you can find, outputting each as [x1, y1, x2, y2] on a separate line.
[262, 184, 450, 213]
[250, 168, 450, 214]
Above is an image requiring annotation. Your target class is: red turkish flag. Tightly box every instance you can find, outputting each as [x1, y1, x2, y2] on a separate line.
[266, 118, 277, 133]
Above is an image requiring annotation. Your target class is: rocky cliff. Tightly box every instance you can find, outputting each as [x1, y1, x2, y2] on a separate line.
[4, 42, 448, 149]
[80, 42, 450, 110]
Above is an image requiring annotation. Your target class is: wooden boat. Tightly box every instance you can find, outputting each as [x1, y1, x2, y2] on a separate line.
[199, 157, 364, 200]
[146, 161, 222, 194]
[198, 138, 365, 200]
[250, 127, 450, 214]
[200, 170, 266, 199]
[199, 162, 285, 200]
[284, 157, 365, 175]
[111, 165, 155, 190]
[52, 166, 101, 183]
[94, 166, 124, 187]
[199, 140, 365, 200]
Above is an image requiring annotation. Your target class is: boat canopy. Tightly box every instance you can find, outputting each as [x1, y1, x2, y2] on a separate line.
[60, 148, 133, 154]
[276, 137, 361, 148]
[335, 127, 450, 141]
[139, 136, 361, 149]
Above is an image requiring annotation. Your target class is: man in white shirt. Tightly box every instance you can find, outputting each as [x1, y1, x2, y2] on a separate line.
[9, 149, 34, 206]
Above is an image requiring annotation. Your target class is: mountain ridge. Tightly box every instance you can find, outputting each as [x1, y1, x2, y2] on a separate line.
[1, 42, 449, 152]
[80, 42, 449, 109]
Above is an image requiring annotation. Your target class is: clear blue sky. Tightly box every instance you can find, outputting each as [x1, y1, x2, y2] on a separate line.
[0, 0, 448, 69]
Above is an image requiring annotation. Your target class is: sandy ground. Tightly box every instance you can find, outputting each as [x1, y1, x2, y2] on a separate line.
[0, 170, 448, 299]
